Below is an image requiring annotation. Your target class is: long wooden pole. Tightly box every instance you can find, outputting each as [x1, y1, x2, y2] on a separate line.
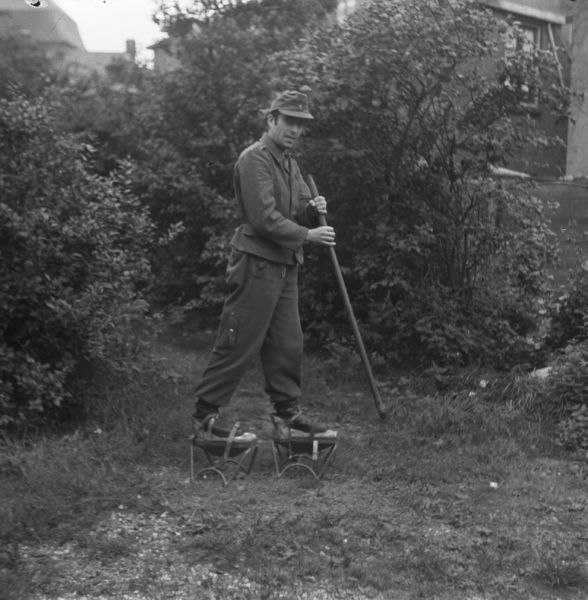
[307, 175, 387, 420]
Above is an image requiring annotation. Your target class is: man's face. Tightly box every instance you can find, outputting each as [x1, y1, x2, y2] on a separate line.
[267, 113, 306, 150]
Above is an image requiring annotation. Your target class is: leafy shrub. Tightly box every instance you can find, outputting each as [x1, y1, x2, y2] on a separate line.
[0, 94, 154, 427]
[547, 264, 588, 350]
[118, 146, 236, 309]
[56, 75, 236, 309]
[533, 343, 588, 450]
[47, 0, 567, 370]
[281, 0, 565, 368]
[555, 403, 588, 451]
[301, 173, 554, 369]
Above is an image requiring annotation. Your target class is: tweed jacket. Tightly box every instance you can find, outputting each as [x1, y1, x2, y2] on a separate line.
[230, 133, 317, 265]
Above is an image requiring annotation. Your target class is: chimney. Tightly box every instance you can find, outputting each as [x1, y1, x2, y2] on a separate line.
[125, 39, 136, 61]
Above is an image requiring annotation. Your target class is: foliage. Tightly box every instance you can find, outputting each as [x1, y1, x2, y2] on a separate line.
[280, 0, 566, 367]
[547, 262, 588, 350]
[29, 0, 570, 369]
[114, 140, 236, 308]
[56, 71, 233, 308]
[58, 0, 337, 308]
[0, 94, 154, 427]
[538, 343, 588, 451]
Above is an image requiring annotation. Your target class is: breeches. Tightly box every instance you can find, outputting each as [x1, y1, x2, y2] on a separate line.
[194, 250, 303, 407]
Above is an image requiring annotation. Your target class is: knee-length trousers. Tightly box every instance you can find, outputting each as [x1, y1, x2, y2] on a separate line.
[194, 249, 303, 409]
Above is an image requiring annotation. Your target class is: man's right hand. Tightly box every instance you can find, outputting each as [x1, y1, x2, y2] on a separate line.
[306, 226, 336, 246]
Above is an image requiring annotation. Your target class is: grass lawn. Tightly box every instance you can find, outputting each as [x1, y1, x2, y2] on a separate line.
[1, 318, 588, 600]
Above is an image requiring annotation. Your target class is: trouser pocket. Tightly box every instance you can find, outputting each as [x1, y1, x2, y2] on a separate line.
[214, 308, 246, 351]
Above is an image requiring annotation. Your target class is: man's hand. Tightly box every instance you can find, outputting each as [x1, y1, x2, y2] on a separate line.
[307, 195, 334, 245]
[309, 195, 327, 214]
[306, 225, 335, 246]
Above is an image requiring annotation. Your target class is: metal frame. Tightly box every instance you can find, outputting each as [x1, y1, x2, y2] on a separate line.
[271, 435, 337, 480]
[190, 432, 258, 486]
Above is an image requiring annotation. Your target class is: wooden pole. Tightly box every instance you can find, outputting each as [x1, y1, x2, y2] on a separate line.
[307, 175, 387, 420]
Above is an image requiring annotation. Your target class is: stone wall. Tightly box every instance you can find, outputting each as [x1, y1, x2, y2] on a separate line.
[567, 5, 588, 177]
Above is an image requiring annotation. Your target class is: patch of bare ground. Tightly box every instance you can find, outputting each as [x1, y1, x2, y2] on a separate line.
[2, 320, 588, 600]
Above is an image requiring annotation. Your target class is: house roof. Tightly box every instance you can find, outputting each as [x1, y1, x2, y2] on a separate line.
[480, 0, 570, 25]
[0, 0, 85, 50]
[148, 38, 171, 50]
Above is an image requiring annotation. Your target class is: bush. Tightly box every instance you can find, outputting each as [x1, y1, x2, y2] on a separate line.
[118, 145, 237, 309]
[547, 264, 588, 350]
[539, 343, 588, 451]
[300, 172, 555, 369]
[55, 74, 237, 309]
[0, 94, 154, 428]
[281, 0, 566, 368]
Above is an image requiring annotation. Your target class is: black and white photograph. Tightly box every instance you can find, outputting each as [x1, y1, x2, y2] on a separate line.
[1, 1, 588, 599]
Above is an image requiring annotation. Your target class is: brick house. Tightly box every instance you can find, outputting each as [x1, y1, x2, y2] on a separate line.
[478, 1, 588, 262]
[479, 1, 585, 179]
[473, 1, 569, 177]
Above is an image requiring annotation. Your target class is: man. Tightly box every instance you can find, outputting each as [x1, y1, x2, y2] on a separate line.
[193, 90, 337, 444]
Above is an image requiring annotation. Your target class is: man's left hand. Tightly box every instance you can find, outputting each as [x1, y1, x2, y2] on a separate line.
[310, 195, 327, 214]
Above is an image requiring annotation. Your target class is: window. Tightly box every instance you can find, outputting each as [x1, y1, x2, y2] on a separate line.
[504, 21, 541, 108]
[505, 22, 541, 54]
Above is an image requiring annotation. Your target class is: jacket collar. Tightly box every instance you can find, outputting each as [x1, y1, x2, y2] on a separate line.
[261, 132, 290, 165]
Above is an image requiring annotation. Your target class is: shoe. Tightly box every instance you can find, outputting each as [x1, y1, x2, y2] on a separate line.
[193, 413, 257, 445]
[271, 411, 337, 439]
